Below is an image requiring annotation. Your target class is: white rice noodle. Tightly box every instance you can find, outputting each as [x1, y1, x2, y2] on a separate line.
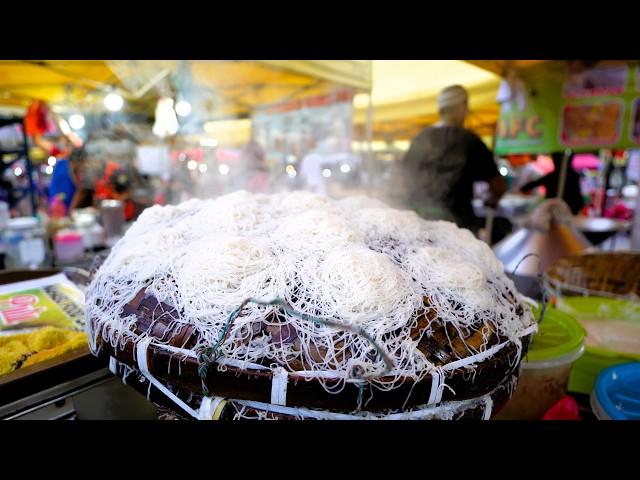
[86, 191, 537, 396]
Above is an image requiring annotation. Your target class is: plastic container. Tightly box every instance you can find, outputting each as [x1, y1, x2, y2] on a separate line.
[73, 209, 104, 249]
[0, 201, 9, 230]
[557, 296, 640, 394]
[496, 307, 585, 420]
[3, 217, 47, 269]
[100, 199, 124, 247]
[0, 201, 9, 255]
[53, 230, 84, 263]
[590, 363, 640, 420]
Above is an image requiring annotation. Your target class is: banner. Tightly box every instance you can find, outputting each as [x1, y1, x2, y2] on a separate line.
[252, 89, 355, 166]
[0, 273, 84, 330]
[495, 61, 640, 155]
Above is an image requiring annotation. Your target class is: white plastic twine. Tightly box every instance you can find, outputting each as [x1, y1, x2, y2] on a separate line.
[109, 356, 118, 375]
[122, 336, 517, 420]
[197, 396, 226, 420]
[136, 338, 198, 419]
[428, 367, 446, 405]
[270, 367, 289, 406]
[230, 386, 501, 420]
[482, 396, 494, 420]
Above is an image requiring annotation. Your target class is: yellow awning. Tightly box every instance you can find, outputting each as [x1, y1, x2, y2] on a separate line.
[0, 60, 118, 109]
[0, 60, 372, 116]
[464, 60, 549, 76]
[353, 60, 501, 141]
[255, 60, 372, 92]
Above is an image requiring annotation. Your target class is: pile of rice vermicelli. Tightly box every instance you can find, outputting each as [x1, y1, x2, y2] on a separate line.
[87, 191, 536, 413]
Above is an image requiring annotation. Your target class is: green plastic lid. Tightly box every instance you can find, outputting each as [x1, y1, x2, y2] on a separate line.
[526, 307, 586, 363]
[557, 296, 640, 323]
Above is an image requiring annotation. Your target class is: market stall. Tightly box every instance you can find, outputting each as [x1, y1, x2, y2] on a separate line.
[469, 60, 640, 419]
[352, 60, 501, 144]
[0, 60, 637, 421]
[0, 61, 376, 418]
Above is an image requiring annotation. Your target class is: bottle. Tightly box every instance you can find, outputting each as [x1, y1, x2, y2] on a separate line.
[50, 194, 66, 219]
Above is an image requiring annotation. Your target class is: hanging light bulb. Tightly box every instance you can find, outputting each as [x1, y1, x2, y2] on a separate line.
[153, 97, 179, 138]
[69, 113, 85, 130]
[104, 92, 124, 111]
[175, 100, 192, 117]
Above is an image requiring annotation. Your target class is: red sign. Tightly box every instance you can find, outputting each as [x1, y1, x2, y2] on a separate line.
[263, 89, 354, 114]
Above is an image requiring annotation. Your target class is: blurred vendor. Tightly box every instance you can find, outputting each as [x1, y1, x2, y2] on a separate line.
[95, 161, 136, 220]
[401, 85, 507, 234]
[520, 151, 584, 215]
[242, 140, 271, 194]
[48, 145, 89, 215]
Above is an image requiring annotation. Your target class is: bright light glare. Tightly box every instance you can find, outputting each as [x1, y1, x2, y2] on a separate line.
[218, 164, 230, 175]
[13, 167, 23, 176]
[45, 165, 54, 175]
[187, 160, 198, 171]
[200, 138, 218, 147]
[175, 100, 192, 117]
[322, 168, 332, 178]
[340, 164, 351, 173]
[198, 164, 207, 173]
[104, 93, 124, 111]
[48, 156, 57, 167]
[499, 166, 508, 176]
[69, 114, 85, 130]
[286, 165, 296, 177]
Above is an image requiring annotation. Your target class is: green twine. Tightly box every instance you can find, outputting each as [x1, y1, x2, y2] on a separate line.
[197, 297, 394, 395]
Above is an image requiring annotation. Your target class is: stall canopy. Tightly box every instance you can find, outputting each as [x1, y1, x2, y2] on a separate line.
[465, 60, 549, 76]
[353, 61, 502, 142]
[0, 60, 372, 117]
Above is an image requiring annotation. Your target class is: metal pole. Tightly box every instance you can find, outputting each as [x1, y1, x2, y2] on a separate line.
[365, 91, 374, 190]
[557, 148, 571, 200]
[484, 207, 495, 246]
[20, 121, 37, 216]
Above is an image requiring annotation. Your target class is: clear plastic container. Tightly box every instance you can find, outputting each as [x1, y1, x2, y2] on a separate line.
[3, 217, 47, 269]
[100, 199, 124, 247]
[72, 208, 104, 249]
[54, 230, 85, 263]
[499, 345, 585, 420]
[496, 307, 585, 420]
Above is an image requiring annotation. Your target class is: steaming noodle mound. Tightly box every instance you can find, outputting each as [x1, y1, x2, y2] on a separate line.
[87, 191, 536, 395]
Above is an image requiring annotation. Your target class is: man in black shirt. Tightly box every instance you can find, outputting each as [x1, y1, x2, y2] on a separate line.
[401, 85, 507, 234]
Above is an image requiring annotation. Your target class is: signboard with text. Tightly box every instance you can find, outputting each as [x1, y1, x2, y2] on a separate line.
[495, 61, 640, 155]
